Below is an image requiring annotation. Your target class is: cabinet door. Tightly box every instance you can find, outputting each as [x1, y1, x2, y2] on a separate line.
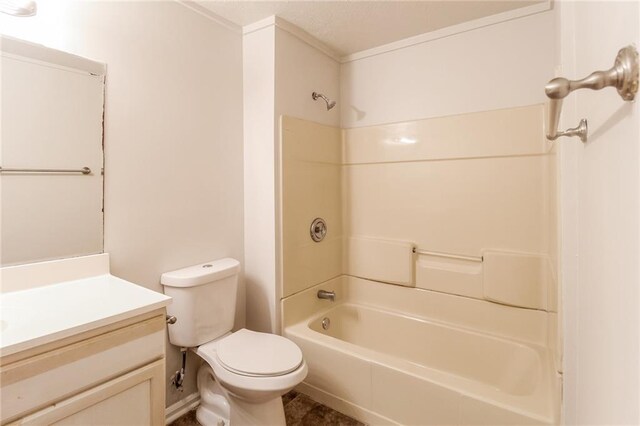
[10, 360, 165, 426]
[1, 314, 165, 423]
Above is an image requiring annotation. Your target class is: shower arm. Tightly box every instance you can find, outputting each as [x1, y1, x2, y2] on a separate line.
[312, 91, 336, 110]
[545, 45, 638, 143]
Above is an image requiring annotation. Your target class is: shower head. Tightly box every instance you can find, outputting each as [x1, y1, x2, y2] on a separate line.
[312, 92, 337, 111]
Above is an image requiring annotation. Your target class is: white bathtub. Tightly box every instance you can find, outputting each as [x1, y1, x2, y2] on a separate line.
[283, 276, 560, 425]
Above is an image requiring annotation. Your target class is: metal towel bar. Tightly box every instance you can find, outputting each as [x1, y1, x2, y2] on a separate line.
[0, 166, 92, 175]
[412, 247, 483, 263]
[545, 45, 638, 143]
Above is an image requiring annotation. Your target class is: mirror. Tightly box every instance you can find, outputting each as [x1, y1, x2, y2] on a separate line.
[0, 36, 105, 266]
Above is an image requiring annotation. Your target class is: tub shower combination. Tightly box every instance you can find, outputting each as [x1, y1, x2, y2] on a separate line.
[280, 47, 640, 425]
[279, 105, 562, 425]
[283, 277, 559, 425]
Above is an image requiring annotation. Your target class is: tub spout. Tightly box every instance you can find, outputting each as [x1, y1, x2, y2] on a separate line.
[317, 289, 335, 301]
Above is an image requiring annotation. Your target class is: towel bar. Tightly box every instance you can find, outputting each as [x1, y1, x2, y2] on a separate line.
[545, 45, 638, 143]
[0, 166, 92, 175]
[412, 247, 483, 263]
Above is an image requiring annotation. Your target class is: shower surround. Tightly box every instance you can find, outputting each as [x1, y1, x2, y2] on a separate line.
[279, 104, 560, 424]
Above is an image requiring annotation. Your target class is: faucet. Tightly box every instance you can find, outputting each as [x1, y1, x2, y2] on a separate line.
[317, 289, 335, 301]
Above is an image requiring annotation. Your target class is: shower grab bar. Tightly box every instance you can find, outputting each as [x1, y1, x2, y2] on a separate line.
[545, 45, 638, 143]
[412, 247, 483, 263]
[0, 166, 92, 175]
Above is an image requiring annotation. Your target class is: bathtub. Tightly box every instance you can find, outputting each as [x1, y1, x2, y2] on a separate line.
[283, 276, 560, 425]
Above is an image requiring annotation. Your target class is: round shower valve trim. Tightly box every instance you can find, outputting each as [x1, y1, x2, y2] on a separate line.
[310, 218, 327, 242]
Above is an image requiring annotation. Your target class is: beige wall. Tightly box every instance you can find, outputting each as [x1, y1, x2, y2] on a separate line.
[251, 9, 557, 329]
[343, 105, 557, 311]
[0, 1, 244, 407]
[334, 5, 561, 368]
[274, 27, 341, 128]
[281, 106, 557, 312]
[279, 10, 560, 312]
[243, 25, 276, 333]
[275, 27, 342, 301]
[280, 117, 342, 298]
[340, 9, 556, 128]
[558, 1, 640, 424]
[243, 20, 340, 332]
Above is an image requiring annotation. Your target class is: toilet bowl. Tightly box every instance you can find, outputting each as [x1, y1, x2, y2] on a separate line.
[194, 329, 308, 425]
[161, 259, 307, 426]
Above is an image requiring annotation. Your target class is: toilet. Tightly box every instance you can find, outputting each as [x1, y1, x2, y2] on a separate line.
[161, 258, 307, 426]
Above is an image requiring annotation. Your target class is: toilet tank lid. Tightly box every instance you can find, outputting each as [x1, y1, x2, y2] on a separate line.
[161, 258, 240, 288]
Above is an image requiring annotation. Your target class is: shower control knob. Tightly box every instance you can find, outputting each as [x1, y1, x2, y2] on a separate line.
[310, 218, 327, 242]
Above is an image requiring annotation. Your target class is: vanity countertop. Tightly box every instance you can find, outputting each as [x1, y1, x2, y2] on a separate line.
[0, 273, 171, 357]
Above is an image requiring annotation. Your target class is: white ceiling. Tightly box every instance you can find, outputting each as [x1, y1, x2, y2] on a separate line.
[196, 1, 544, 57]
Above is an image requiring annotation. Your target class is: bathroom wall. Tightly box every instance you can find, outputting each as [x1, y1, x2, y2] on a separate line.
[275, 27, 342, 300]
[335, 7, 559, 310]
[558, 1, 640, 424]
[274, 25, 341, 128]
[243, 18, 340, 333]
[276, 9, 561, 312]
[336, 3, 561, 367]
[340, 9, 556, 128]
[280, 105, 556, 312]
[342, 105, 557, 311]
[243, 24, 277, 334]
[280, 117, 342, 298]
[0, 1, 244, 407]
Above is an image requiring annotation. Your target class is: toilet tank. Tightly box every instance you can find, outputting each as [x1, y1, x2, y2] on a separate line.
[161, 258, 240, 348]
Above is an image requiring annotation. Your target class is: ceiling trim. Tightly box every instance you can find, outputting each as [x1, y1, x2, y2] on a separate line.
[1, 35, 105, 76]
[243, 15, 341, 63]
[341, 0, 552, 63]
[273, 16, 341, 63]
[242, 15, 276, 35]
[175, 1, 242, 34]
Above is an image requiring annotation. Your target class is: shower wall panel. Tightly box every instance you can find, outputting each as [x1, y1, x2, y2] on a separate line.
[280, 105, 557, 312]
[342, 105, 557, 311]
[280, 117, 343, 298]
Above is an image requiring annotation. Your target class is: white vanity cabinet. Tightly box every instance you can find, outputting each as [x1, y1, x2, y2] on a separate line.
[0, 254, 172, 426]
[0, 309, 166, 425]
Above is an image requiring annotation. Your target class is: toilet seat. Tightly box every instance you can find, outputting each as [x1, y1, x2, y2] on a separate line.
[195, 329, 308, 398]
[215, 329, 303, 377]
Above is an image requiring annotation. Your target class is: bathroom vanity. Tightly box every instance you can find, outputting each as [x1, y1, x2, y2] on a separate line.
[0, 254, 171, 425]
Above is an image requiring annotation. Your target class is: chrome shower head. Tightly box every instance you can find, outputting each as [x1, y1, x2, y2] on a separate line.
[312, 92, 336, 111]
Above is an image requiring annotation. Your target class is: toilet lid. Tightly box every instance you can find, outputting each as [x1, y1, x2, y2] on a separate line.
[216, 329, 303, 377]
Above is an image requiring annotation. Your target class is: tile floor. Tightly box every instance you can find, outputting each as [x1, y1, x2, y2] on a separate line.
[282, 390, 363, 426]
[169, 390, 364, 426]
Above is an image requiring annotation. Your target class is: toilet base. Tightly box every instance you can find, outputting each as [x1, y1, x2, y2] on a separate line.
[196, 405, 229, 426]
[197, 363, 287, 426]
[196, 365, 230, 426]
[227, 396, 286, 425]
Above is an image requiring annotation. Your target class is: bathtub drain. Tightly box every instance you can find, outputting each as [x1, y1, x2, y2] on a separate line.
[322, 317, 330, 330]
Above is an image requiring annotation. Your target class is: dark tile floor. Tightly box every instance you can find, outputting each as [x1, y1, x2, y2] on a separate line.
[169, 390, 364, 426]
[169, 409, 198, 426]
[283, 390, 363, 426]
